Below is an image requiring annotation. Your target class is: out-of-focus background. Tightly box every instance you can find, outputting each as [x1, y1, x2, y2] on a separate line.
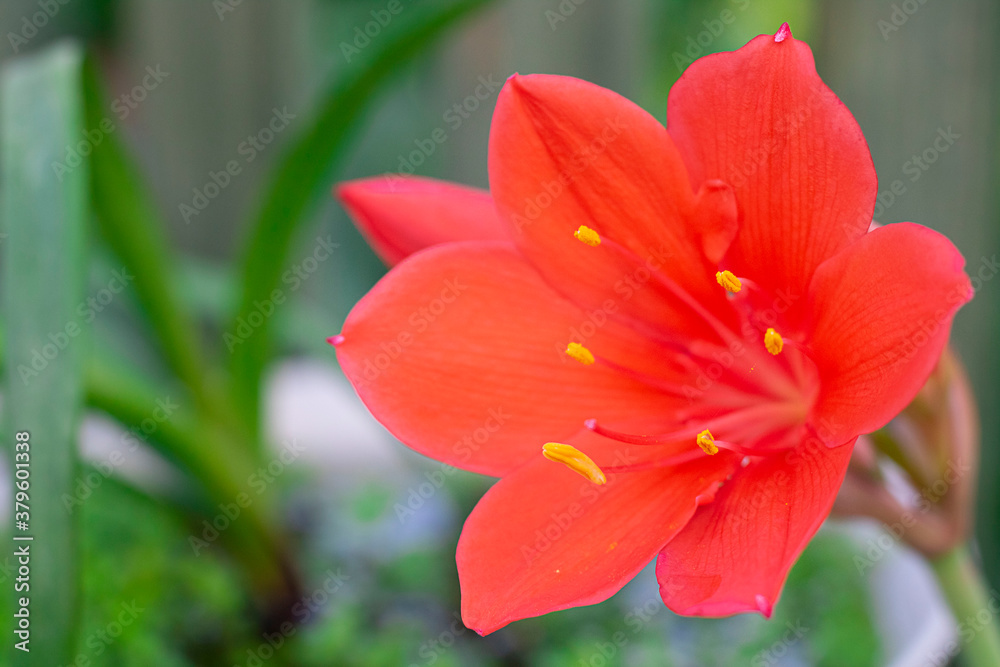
[0, 0, 997, 665]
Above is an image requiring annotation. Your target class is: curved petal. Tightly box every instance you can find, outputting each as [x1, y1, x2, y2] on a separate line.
[656, 439, 854, 616]
[459, 445, 739, 634]
[336, 176, 507, 265]
[488, 74, 736, 342]
[667, 27, 877, 310]
[807, 222, 973, 444]
[335, 242, 689, 477]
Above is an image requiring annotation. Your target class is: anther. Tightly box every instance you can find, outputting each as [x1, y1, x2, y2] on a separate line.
[764, 328, 784, 355]
[574, 225, 601, 247]
[715, 270, 742, 293]
[696, 430, 719, 455]
[542, 443, 607, 484]
[565, 342, 595, 365]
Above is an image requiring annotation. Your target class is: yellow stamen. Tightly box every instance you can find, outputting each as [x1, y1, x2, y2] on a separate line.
[696, 430, 719, 455]
[565, 342, 595, 365]
[764, 328, 784, 355]
[574, 225, 601, 246]
[542, 442, 607, 484]
[715, 270, 742, 293]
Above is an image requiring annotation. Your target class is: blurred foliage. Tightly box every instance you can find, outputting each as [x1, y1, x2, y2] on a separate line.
[0, 466, 877, 667]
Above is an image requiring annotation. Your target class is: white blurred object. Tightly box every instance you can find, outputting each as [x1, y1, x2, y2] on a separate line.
[834, 516, 957, 667]
[78, 413, 186, 497]
[264, 358, 409, 477]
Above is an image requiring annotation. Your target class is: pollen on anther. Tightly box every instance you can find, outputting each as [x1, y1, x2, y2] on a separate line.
[696, 430, 719, 456]
[565, 342, 595, 365]
[764, 328, 784, 355]
[715, 270, 742, 293]
[542, 442, 607, 484]
[574, 225, 601, 246]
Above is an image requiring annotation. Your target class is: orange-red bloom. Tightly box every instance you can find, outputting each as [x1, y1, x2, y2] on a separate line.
[331, 25, 972, 634]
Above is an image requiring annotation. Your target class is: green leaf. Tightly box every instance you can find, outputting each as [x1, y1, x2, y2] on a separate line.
[82, 57, 238, 436]
[1, 41, 88, 666]
[229, 0, 496, 433]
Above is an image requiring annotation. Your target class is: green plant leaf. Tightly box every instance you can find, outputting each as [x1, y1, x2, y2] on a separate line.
[229, 0, 496, 433]
[82, 57, 238, 437]
[1, 41, 88, 666]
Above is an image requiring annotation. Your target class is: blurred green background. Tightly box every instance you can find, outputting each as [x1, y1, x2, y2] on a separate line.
[0, 0, 997, 665]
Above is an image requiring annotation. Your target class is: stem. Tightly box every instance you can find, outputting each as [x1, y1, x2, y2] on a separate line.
[930, 545, 1000, 666]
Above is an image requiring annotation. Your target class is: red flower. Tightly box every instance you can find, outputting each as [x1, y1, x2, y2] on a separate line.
[336, 175, 507, 266]
[331, 24, 972, 634]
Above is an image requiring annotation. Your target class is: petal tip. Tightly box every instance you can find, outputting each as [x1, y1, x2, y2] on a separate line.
[754, 594, 774, 617]
[774, 22, 792, 43]
[461, 612, 496, 637]
[583, 418, 598, 430]
[327, 334, 345, 347]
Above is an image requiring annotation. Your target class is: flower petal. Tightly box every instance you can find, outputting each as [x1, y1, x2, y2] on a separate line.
[336, 175, 507, 265]
[807, 222, 973, 444]
[667, 28, 877, 308]
[656, 439, 854, 616]
[489, 74, 736, 342]
[335, 242, 688, 476]
[459, 443, 739, 634]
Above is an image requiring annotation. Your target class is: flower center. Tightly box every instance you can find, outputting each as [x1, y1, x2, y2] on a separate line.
[540, 227, 820, 481]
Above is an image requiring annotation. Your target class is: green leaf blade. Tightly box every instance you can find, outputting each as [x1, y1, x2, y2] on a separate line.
[82, 59, 234, 436]
[2, 41, 88, 667]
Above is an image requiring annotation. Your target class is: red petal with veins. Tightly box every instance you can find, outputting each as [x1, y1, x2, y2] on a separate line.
[336, 242, 690, 477]
[656, 439, 854, 616]
[336, 176, 507, 265]
[460, 443, 739, 634]
[807, 222, 973, 444]
[667, 29, 877, 321]
[489, 74, 738, 342]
